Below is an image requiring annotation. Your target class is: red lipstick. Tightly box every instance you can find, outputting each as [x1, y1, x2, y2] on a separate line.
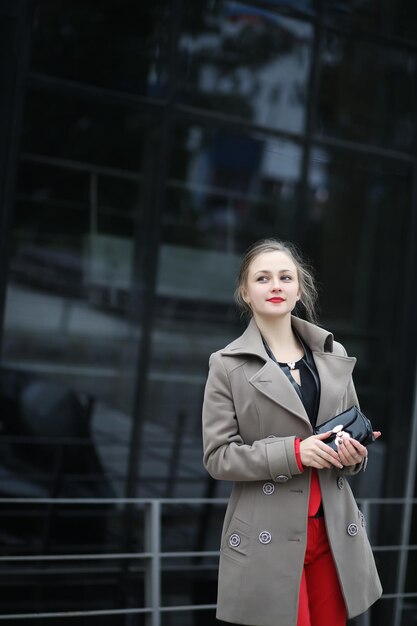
[267, 297, 284, 303]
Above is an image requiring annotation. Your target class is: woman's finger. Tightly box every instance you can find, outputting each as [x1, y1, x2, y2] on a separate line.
[338, 439, 366, 466]
[300, 434, 343, 468]
[345, 438, 367, 456]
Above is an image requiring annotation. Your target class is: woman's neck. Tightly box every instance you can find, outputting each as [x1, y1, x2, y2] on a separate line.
[254, 314, 302, 361]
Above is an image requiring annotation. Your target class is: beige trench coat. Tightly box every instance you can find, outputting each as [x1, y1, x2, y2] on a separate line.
[202, 316, 382, 626]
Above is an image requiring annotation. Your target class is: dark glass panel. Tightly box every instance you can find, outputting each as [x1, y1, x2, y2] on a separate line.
[165, 124, 304, 251]
[0, 498, 147, 557]
[318, 31, 417, 152]
[367, 598, 394, 626]
[22, 89, 155, 170]
[161, 560, 218, 606]
[0, 88, 159, 591]
[160, 503, 225, 552]
[0, 556, 146, 619]
[32, 0, 171, 98]
[2, 81, 159, 406]
[135, 123, 308, 499]
[323, 0, 417, 42]
[307, 148, 411, 324]
[253, 0, 315, 12]
[17, 158, 90, 203]
[3, 151, 143, 397]
[97, 176, 140, 236]
[406, 504, 417, 593]
[178, 1, 313, 134]
[306, 147, 411, 437]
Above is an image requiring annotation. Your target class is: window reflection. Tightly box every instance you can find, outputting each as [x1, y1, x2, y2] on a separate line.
[318, 31, 417, 152]
[166, 125, 303, 251]
[23, 90, 155, 169]
[323, 0, 417, 41]
[178, 1, 313, 134]
[31, 0, 172, 97]
[307, 146, 411, 432]
[2, 146, 144, 415]
[308, 147, 411, 326]
[256, 0, 314, 10]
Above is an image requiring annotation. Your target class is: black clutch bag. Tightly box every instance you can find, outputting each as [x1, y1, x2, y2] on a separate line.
[314, 406, 375, 451]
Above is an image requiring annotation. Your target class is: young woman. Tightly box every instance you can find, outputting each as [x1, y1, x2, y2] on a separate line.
[202, 239, 382, 626]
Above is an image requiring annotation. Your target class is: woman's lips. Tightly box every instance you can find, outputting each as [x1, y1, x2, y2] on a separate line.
[267, 297, 285, 303]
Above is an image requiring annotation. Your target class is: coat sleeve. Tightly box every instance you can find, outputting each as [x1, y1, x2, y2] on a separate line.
[202, 352, 303, 482]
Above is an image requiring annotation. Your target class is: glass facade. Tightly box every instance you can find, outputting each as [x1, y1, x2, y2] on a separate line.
[0, 1, 417, 624]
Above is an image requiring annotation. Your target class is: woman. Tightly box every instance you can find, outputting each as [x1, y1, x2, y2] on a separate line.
[202, 239, 382, 626]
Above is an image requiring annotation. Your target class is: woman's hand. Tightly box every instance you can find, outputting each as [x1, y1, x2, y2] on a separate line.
[338, 431, 381, 467]
[300, 432, 344, 470]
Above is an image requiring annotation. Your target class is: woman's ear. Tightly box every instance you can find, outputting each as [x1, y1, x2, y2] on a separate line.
[241, 287, 249, 305]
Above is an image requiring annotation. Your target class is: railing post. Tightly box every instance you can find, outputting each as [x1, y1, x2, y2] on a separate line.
[144, 500, 161, 626]
[89, 170, 98, 237]
[394, 364, 417, 626]
[356, 499, 372, 626]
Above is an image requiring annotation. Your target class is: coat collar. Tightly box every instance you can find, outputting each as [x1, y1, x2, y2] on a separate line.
[220, 316, 356, 427]
[221, 316, 334, 360]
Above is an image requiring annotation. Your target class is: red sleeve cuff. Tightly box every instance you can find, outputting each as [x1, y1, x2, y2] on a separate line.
[294, 438, 305, 472]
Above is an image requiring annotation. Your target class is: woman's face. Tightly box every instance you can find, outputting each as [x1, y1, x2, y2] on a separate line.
[242, 250, 301, 321]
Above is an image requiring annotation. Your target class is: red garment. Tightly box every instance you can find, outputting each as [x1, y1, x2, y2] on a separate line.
[297, 518, 347, 626]
[294, 439, 322, 516]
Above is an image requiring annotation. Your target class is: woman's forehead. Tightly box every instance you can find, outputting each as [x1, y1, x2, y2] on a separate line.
[248, 250, 297, 273]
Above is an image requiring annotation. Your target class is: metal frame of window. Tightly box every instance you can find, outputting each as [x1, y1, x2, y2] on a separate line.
[0, 0, 34, 355]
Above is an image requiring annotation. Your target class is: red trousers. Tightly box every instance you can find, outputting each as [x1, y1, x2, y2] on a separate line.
[297, 517, 347, 626]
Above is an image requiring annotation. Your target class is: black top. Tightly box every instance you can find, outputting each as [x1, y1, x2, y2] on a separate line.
[262, 336, 321, 428]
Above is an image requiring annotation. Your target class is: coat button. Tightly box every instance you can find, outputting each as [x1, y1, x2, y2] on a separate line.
[337, 477, 344, 490]
[229, 533, 241, 548]
[347, 523, 358, 537]
[275, 475, 289, 483]
[259, 530, 272, 544]
[262, 482, 275, 495]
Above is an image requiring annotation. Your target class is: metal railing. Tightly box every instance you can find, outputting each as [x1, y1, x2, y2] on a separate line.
[0, 497, 417, 625]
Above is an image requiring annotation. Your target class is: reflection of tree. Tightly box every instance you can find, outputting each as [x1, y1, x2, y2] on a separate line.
[183, 2, 295, 62]
[179, 2, 309, 125]
[223, 22, 295, 64]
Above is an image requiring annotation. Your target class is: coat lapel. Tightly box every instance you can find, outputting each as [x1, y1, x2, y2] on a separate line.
[221, 316, 356, 426]
[249, 359, 310, 424]
[221, 318, 309, 424]
[313, 352, 356, 426]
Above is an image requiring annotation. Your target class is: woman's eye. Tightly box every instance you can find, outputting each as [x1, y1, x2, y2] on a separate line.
[281, 275, 292, 281]
[256, 276, 268, 282]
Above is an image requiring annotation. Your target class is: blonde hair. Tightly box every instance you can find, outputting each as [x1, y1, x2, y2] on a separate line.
[234, 238, 319, 323]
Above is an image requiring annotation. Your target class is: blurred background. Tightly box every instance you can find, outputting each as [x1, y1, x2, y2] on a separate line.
[0, 0, 417, 624]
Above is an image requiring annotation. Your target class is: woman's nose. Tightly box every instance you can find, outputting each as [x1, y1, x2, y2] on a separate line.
[271, 279, 282, 291]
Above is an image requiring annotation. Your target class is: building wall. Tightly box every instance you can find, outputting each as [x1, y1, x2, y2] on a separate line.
[1, 1, 417, 624]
